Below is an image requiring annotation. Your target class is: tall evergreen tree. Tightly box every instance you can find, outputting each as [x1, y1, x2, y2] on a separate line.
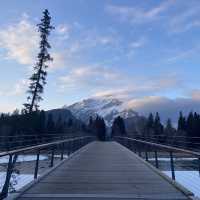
[165, 118, 173, 131]
[146, 113, 154, 137]
[55, 115, 64, 133]
[46, 113, 55, 134]
[95, 116, 106, 141]
[24, 9, 54, 113]
[178, 112, 186, 131]
[37, 110, 46, 133]
[67, 118, 73, 127]
[111, 116, 126, 136]
[186, 112, 194, 137]
[88, 116, 94, 133]
[154, 112, 163, 138]
[164, 118, 175, 143]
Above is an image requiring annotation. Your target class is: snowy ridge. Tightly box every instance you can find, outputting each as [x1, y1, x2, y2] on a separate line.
[63, 96, 138, 125]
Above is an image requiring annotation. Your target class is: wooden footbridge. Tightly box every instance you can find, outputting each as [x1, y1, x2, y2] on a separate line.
[0, 136, 196, 200]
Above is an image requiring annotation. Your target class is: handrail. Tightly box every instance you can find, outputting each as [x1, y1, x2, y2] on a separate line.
[0, 135, 94, 199]
[115, 136, 200, 184]
[0, 133, 76, 138]
[0, 136, 93, 157]
[116, 136, 200, 157]
[132, 134, 200, 139]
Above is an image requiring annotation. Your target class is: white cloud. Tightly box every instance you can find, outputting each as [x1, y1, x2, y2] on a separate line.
[190, 89, 200, 100]
[0, 79, 29, 97]
[0, 15, 72, 72]
[9, 79, 29, 96]
[167, 47, 198, 62]
[59, 63, 182, 103]
[49, 52, 67, 70]
[59, 65, 121, 91]
[168, 6, 200, 33]
[56, 24, 71, 40]
[130, 37, 146, 48]
[126, 37, 147, 57]
[0, 16, 39, 65]
[124, 95, 200, 123]
[106, 0, 173, 24]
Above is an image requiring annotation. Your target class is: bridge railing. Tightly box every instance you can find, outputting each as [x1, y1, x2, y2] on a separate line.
[0, 136, 94, 199]
[115, 136, 200, 196]
[132, 134, 200, 151]
[0, 133, 83, 151]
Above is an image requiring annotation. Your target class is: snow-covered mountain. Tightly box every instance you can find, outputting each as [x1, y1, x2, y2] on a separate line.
[63, 96, 139, 126]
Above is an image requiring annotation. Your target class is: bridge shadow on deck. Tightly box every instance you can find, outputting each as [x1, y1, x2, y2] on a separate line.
[16, 141, 191, 200]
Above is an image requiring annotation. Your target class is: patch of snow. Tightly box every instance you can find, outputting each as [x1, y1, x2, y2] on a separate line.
[163, 171, 200, 197]
[0, 172, 34, 192]
[0, 155, 47, 164]
[54, 155, 68, 158]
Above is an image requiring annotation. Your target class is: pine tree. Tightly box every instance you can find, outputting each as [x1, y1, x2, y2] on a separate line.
[94, 116, 106, 141]
[164, 118, 175, 143]
[147, 113, 154, 129]
[88, 116, 94, 133]
[46, 113, 55, 134]
[146, 113, 154, 138]
[67, 118, 73, 127]
[186, 112, 194, 137]
[55, 115, 64, 133]
[38, 110, 46, 133]
[111, 116, 126, 136]
[24, 9, 54, 113]
[178, 112, 186, 131]
[166, 118, 173, 131]
[153, 112, 164, 142]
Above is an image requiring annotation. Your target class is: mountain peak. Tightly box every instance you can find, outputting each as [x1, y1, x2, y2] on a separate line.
[63, 96, 138, 126]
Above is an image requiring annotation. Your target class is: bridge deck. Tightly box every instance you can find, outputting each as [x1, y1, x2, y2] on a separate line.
[17, 141, 191, 200]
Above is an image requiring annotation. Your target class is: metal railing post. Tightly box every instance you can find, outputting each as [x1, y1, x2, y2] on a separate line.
[138, 144, 141, 157]
[169, 151, 175, 180]
[67, 141, 71, 155]
[60, 143, 64, 160]
[155, 150, 159, 168]
[145, 148, 148, 161]
[50, 148, 55, 167]
[72, 140, 74, 153]
[0, 154, 17, 199]
[34, 150, 40, 179]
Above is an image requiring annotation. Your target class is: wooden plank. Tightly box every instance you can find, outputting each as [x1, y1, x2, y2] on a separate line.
[17, 141, 191, 200]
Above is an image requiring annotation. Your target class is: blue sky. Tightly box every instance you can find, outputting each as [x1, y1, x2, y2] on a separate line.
[1, 0, 200, 114]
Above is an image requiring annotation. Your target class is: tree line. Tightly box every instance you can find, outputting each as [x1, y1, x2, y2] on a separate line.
[0, 110, 84, 150]
[88, 111, 200, 147]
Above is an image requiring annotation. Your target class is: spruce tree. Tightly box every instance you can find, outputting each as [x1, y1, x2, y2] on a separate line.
[95, 116, 106, 141]
[178, 112, 186, 131]
[46, 113, 55, 134]
[153, 112, 164, 142]
[146, 113, 154, 138]
[55, 115, 64, 133]
[24, 9, 54, 113]
[111, 116, 126, 136]
[187, 112, 194, 137]
[164, 118, 175, 143]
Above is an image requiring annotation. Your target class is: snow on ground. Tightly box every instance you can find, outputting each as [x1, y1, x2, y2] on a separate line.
[0, 154, 69, 193]
[0, 155, 48, 164]
[54, 155, 68, 158]
[0, 172, 33, 192]
[149, 157, 196, 161]
[163, 171, 200, 197]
